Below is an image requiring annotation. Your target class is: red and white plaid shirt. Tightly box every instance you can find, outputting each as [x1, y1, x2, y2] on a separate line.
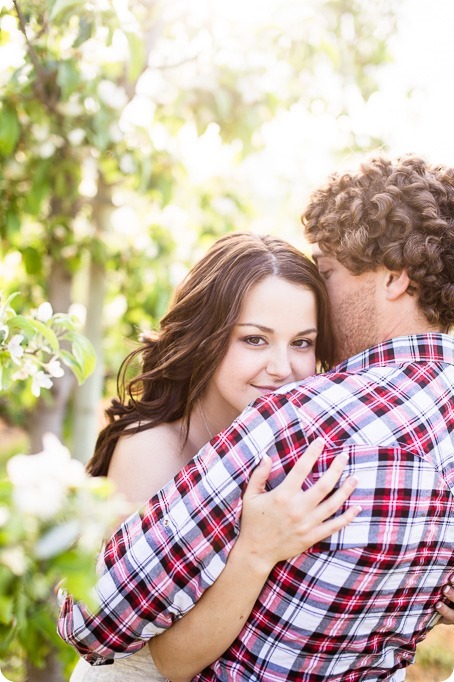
[58, 334, 454, 681]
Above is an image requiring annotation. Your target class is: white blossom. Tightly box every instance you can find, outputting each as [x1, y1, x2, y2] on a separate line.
[0, 506, 10, 527]
[45, 359, 65, 378]
[31, 370, 53, 397]
[12, 357, 34, 381]
[68, 128, 86, 146]
[35, 301, 53, 322]
[0, 546, 27, 576]
[97, 80, 128, 110]
[7, 434, 86, 520]
[31, 123, 50, 142]
[56, 100, 84, 117]
[119, 153, 135, 174]
[38, 141, 56, 158]
[7, 334, 24, 364]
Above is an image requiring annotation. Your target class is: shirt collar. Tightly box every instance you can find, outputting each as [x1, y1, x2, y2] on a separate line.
[333, 333, 454, 373]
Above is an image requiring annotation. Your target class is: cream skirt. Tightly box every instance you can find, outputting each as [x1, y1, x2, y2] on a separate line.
[70, 645, 166, 682]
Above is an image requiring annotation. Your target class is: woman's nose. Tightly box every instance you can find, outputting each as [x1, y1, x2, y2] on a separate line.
[266, 349, 292, 379]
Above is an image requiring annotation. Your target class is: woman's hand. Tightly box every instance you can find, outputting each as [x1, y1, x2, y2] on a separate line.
[236, 437, 360, 574]
[150, 438, 360, 682]
[436, 578, 454, 624]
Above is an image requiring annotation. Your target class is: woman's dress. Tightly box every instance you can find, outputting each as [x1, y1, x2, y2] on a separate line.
[70, 645, 166, 682]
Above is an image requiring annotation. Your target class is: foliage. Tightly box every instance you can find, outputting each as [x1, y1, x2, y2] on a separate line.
[0, 296, 128, 678]
[0, 293, 95, 396]
[0, 0, 400, 392]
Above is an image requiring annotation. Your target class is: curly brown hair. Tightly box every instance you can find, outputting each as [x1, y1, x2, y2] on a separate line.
[87, 232, 334, 477]
[302, 154, 454, 330]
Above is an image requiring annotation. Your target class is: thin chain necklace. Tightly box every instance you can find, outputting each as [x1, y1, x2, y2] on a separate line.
[199, 405, 213, 441]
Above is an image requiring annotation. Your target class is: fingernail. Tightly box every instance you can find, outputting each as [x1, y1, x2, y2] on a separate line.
[313, 437, 325, 447]
[443, 585, 451, 595]
[346, 475, 358, 486]
[354, 505, 363, 513]
[436, 602, 444, 611]
[337, 453, 349, 465]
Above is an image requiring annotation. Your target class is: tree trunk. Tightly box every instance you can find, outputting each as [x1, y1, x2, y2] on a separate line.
[71, 257, 106, 463]
[71, 176, 111, 463]
[27, 259, 75, 454]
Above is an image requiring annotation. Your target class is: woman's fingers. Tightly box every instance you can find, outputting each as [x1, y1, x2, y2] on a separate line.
[436, 579, 454, 625]
[306, 473, 359, 525]
[281, 437, 328, 492]
[303, 500, 362, 547]
[278, 438, 353, 508]
[239, 439, 361, 567]
[244, 455, 272, 499]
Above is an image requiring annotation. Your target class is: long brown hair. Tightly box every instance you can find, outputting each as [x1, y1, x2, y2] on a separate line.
[87, 232, 334, 476]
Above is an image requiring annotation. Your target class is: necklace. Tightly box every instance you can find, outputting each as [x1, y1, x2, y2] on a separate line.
[199, 405, 213, 441]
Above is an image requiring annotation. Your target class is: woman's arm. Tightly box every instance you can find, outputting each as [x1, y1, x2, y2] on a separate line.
[150, 439, 360, 682]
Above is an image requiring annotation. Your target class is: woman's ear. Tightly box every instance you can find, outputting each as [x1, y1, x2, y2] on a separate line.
[383, 269, 411, 301]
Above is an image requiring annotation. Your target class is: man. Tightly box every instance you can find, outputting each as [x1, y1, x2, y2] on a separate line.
[59, 154, 454, 680]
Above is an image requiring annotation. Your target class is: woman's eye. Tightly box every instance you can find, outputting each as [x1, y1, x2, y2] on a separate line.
[292, 338, 312, 349]
[243, 336, 266, 346]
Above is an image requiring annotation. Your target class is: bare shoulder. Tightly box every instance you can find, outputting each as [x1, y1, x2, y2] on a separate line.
[113, 422, 181, 464]
[108, 422, 186, 508]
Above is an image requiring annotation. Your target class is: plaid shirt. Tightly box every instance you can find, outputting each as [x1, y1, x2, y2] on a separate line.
[58, 334, 454, 681]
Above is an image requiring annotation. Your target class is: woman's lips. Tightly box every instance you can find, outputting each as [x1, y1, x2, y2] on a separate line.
[251, 385, 282, 394]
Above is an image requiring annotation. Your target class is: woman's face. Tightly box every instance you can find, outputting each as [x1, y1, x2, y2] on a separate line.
[204, 276, 318, 428]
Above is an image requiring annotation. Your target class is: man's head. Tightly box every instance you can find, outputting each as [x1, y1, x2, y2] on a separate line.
[302, 154, 454, 363]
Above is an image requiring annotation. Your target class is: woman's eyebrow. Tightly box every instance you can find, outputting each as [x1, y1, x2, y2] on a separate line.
[236, 323, 274, 332]
[237, 323, 317, 335]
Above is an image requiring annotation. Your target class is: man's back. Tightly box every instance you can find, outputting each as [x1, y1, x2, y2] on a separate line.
[195, 334, 454, 680]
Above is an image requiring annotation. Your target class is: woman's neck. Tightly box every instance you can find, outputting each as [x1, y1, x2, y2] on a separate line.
[186, 400, 237, 454]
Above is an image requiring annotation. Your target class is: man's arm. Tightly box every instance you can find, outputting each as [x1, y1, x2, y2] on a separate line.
[57, 399, 292, 663]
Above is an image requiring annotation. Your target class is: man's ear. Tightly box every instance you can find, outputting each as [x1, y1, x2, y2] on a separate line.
[383, 269, 411, 301]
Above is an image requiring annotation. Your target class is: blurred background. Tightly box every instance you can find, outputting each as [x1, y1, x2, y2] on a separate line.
[0, 0, 453, 679]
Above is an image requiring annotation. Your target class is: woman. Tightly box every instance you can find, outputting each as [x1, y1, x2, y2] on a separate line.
[69, 233, 360, 681]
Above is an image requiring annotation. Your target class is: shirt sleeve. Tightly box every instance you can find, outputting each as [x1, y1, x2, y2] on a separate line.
[57, 400, 288, 663]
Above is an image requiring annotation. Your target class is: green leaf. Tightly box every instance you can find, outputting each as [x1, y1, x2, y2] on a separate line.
[5, 210, 21, 240]
[70, 334, 96, 382]
[59, 334, 96, 384]
[24, 181, 50, 215]
[5, 315, 35, 338]
[57, 60, 81, 100]
[49, 313, 78, 332]
[10, 316, 59, 352]
[31, 319, 61, 352]
[49, 0, 84, 21]
[0, 595, 14, 625]
[125, 30, 146, 82]
[0, 106, 20, 156]
[73, 17, 93, 48]
[22, 246, 43, 276]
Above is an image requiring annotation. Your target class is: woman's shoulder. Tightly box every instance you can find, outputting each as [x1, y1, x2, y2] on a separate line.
[108, 420, 186, 507]
[116, 421, 182, 459]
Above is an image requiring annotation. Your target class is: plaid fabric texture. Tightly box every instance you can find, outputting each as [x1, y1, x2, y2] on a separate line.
[58, 334, 454, 681]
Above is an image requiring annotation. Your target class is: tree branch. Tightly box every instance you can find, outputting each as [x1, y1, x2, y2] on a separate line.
[12, 0, 55, 110]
